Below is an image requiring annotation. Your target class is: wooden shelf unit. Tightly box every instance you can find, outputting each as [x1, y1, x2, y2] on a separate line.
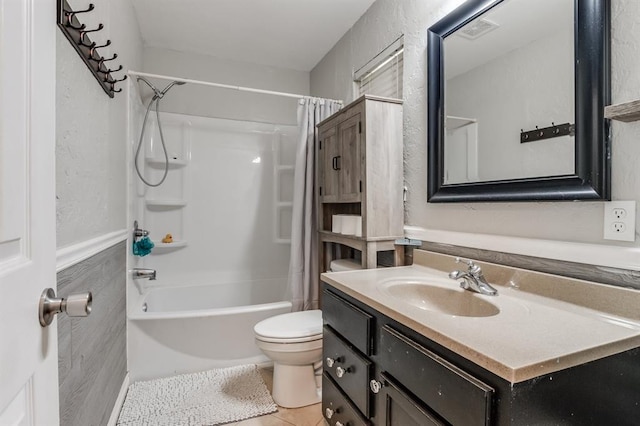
[604, 99, 640, 122]
[316, 95, 404, 271]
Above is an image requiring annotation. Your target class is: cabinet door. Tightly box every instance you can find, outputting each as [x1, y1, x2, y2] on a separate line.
[377, 373, 446, 426]
[337, 114, 362, 202]
[319, 125, 341, 202]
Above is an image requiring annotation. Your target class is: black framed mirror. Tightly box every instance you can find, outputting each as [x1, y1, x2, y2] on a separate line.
[427, 0, 610, 202]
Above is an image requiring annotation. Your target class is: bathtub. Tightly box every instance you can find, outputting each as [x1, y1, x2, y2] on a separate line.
[128, 278, 292, 382]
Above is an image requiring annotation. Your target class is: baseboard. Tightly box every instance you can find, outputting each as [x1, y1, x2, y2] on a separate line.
[56, 229, 128, 272]
[405, 226, 640, 271]
[107, 372, 129, 426]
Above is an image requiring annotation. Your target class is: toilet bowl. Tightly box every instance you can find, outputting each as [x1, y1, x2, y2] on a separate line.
[254, 261, 361, 408]
[254, 309, 323, 408]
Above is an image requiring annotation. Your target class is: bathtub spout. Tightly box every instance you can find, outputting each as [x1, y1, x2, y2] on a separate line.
[132, 268, 156, 280]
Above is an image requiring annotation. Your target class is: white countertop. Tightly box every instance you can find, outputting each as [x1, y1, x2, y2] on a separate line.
[321, 258, 640, 383]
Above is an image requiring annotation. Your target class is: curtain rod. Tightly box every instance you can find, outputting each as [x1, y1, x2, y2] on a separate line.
[128, 71, 344, 104]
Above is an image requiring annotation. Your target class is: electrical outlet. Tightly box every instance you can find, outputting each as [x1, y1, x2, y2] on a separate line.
[604, 201, 636, 242]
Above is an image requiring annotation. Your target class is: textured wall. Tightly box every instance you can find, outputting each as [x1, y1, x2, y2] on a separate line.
[142, 47, 310, 126]
[311, 0, 640, 248]
[56, 0, 143, 248]
[58, 242, 126, 426]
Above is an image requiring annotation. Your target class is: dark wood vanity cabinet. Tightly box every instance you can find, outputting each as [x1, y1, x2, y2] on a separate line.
[322, 285, 493, 426]
[321, 283, 640, 426]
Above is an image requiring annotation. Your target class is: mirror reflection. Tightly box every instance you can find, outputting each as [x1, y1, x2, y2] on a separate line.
[443, 0, 574, 184]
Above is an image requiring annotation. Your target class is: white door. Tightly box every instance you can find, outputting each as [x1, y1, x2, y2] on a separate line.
[0, 0, 58, 425]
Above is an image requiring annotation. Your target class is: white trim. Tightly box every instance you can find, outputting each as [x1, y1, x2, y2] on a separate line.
[405, 226, 640, 272]
[56, 229, 128, 272]
[128, 70, 344, 105]
[107, 373, 129, 426]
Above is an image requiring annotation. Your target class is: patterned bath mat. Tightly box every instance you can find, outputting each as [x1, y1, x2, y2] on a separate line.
[116, 365, 277, 426]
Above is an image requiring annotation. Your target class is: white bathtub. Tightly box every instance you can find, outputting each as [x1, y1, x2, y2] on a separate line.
[128, 278, 292, 382]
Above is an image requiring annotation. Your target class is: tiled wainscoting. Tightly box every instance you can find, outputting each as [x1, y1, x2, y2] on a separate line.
[57, 241, 126, 426]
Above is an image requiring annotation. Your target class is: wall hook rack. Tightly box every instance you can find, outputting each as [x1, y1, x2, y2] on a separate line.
[520, 122, 575, 143]
[57, 0, 125, 98]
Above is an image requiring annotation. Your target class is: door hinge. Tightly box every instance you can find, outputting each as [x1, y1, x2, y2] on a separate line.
[319, 187, 323, 196]
[358, 121, 362, 134]
[319, 140, 322, 150]
[359, 180, 362, 192]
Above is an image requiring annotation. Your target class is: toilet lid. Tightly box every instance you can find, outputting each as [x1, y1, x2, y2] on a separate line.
[254, 309, 322, 340]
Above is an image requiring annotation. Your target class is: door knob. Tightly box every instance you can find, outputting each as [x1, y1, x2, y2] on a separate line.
[39, 288, 92, 327]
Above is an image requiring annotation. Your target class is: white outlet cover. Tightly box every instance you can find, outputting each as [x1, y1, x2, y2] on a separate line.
[603, 201, 636, 242]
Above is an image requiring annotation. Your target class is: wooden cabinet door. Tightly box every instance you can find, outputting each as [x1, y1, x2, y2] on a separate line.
[377, 373, 446, 426]
[337, 113, 362, 202]
[319, 125, 340, 202]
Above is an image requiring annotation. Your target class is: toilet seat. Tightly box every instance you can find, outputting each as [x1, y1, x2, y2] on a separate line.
[254, 310, 322, 343]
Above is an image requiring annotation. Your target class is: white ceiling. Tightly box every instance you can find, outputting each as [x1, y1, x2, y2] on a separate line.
[130, 0, 376, 72]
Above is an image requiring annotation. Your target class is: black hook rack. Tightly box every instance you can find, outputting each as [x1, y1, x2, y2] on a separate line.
[57, 1, 125, 98]
[520, 122, 575, 143]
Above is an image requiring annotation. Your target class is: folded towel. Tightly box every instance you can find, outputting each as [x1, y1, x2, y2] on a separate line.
[133, 236, 154, 257]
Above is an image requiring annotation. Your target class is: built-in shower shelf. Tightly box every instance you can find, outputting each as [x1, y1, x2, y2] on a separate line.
[145, 199, 187, 207]
[152, 240, 188, 250]
[604, 100, 640, 122]
[146, 158, 188, 168]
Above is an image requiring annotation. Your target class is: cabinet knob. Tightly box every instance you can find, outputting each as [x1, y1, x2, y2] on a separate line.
[326, 357, 335, 368]
[336, 366, 350, 378]
[370, 379, 383, 394]
[325, 408, 334, 419]
[335, 422, 345, 426]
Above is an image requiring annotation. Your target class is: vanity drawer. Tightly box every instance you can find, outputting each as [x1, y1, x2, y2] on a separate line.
[323, 373, 370, 426]
[378, 325, 494, 426]
[324, 325, 373, 418]
[322, 289, 374, 355]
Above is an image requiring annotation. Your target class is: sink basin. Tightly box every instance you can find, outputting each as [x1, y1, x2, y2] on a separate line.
[380, 280, 500, 317]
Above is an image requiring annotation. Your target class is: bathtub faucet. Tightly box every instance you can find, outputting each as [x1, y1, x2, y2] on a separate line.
[132, 268, 156, 280]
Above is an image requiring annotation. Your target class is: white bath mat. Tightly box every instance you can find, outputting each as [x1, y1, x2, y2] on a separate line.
[116, 365, 277, 426]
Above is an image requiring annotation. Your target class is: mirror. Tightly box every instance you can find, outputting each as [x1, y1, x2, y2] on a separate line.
[427, 0, 610, 202]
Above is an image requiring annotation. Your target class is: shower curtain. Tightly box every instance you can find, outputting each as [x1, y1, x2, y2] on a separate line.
[288, 98, 341, 311]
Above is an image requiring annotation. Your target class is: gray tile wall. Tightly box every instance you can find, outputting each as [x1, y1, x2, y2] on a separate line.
[57, 241, 126, 426]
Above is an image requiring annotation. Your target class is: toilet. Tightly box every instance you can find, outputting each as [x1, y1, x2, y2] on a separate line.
[253, 259, 362, 408]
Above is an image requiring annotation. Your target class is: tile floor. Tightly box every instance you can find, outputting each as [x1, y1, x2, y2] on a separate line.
[228, 367, 327, 426]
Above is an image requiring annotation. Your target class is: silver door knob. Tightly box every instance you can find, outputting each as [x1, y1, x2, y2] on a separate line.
[39, 288, 92, 327]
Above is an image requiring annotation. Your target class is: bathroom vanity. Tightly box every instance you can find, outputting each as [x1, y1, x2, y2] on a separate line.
[320, 250, 640, 425]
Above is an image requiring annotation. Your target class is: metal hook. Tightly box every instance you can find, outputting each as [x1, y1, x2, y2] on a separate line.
[79, 23, 104, 44]
[98, 53, 118, 68]
[105, 74, 127, 83]
[66, 3, 95, 15]
[105, 64, 123, 73]
[89, 40, 111, 58]
[64, 3, 94, 28]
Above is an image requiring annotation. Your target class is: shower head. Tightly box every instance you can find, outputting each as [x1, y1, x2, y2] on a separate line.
[136, 76, 185, 100]
[159, 80, 186, 97]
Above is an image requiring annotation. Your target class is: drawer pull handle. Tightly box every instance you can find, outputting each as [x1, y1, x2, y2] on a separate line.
[325, 407, 341, 419]
[325, 356, 343, 368]
[336, 366, 350, 378]
[370, 379, 383, 394]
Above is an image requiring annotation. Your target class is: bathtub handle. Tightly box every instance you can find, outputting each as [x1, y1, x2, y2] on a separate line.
[39, 288, 92, 327]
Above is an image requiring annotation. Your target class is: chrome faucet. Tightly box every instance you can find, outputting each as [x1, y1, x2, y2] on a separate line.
[132, 268, 156, 280]
[448, 257, 497, 296]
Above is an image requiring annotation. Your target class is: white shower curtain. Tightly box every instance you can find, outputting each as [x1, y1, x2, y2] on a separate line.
[288, 98, 341, 311]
